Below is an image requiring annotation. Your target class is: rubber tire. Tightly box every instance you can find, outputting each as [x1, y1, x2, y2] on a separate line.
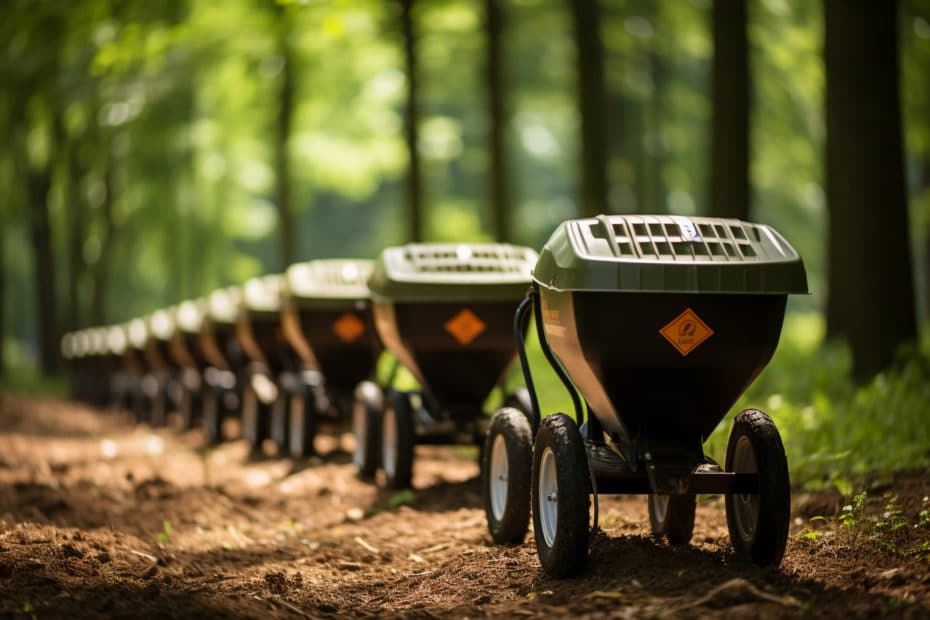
[382, 390, 415, 489]
[725, 408, 790, 567]
[353, 381, 383, 479]
[203, 386, 224, 446]
[648, 494, 696, 545]
[288, 389, 319, 459]
[241, 385, 271, 455]
[270, 393, 291, 454]
[532, 413, 590, 578]
[150, 384, 168, 428]
[178, 387, 197, 431]
[483, 408, 533, 545]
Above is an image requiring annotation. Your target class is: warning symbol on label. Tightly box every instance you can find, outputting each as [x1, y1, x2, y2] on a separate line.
[333, 313, 366, 343]
[445, 308, 486, 346]
[659, 308, 714, 356]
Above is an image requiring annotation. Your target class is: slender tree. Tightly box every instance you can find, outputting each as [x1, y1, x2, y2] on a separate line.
[66, 141, 87, 331]
[89, 142, 116, 327]
[2, 3, 62, 374]
[709, 0, 750, 221]
[569, 0, 610, 217]
[824, 0, 917, 380]
[921, 158, 930, 323]
[484, 0, 512, 242]
[274, 3, 297, 269]
[26, 106, 62, 374]
[400, 0, 424, 242]
[0, 212, 5, 376]
[60, 112, 92, 332]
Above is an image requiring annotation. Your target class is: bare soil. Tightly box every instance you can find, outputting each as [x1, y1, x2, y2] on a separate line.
[0, 394, 928, 619]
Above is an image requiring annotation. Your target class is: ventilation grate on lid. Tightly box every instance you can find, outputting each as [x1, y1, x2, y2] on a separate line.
[207, 286, 243, 324]
[370, 243, 537, 302]
[244, 275, 284, 313]
[584, 215, 784, 263]
[286, 259, 374, 300]
[402, 244, 533, 274]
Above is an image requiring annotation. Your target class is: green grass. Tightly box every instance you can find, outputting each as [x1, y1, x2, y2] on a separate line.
[705, 313, 930, 489]
[0, 366, 68, 398]
[0, 340, 69, 397]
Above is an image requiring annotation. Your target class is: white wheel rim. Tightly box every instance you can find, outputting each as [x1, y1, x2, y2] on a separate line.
[538, 447, 559, 548]
[733, 435, 759, 541]
[352, 399, 366, 468]
[289, 395, 303, 455]
[489, 433, 509, 521]
[652, 494, 669, 524]
[382, 407, 397, 479]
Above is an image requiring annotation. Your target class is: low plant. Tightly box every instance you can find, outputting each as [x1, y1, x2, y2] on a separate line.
[156, 520, 173, 545]
[800, 491, 930, 561]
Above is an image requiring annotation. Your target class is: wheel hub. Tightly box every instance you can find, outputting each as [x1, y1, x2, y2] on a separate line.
[382, 407, 397, 478]
[732, 435, 759, 541]
[352, 401, 366, 468]
[489, 433, 509, 521]
[538, 447, 559, 547]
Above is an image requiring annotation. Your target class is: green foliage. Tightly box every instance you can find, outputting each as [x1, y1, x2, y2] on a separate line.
[751, 0, 826, 311]
[919, 507, 930, 529]
[801, 492, 930, 561]
[388, 489, 416, 509]
[704, 313, 930, 487]
[0, 340, 68, 396]
[839, 492, 867, 529]
[156, 520, 173, 545]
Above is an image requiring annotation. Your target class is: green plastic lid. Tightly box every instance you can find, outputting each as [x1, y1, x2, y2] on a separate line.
[107, 325, 129, 356]
[148, 308, 177, 342]
[285, 259, 373, 306]
[175, 299, 206, 334]
[369, 243, 538, 302]
[69, 330, 89, 358]
[88, 327, 109, 356]
[534, 215, 808, 295]
[206, 286, 243, 325]
[242, 274, 284, 318]
[127, 318, 149, 350]
[60, 332, 75, 360]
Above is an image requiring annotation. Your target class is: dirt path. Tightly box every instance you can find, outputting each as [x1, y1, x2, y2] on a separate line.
[0, 394, 927, 619]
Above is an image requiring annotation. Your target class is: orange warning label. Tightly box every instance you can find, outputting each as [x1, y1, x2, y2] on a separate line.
[444, 308, 486, 346]
[659, 308, 714, 356]
[333, 313, 365, 343]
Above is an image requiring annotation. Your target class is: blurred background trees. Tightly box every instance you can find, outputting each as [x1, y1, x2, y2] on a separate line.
[1, 0, 929, 385]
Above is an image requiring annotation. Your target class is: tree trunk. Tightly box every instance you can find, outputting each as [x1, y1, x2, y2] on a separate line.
[400, 0, 424, 242]
[824, 0, 917, 381]
[0, 227, 5, 376]
[66, 134, 88, 332]
[569, 0, 609, 218]
[27, 164, 58, 374]
[922, 157, 930, 324]
[709, 0, 750, 221]
[275, 6, 296, 269]
[924, 221, 930, 325]
[90, 148, 116, 327]
[484, 0, 512, 242]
